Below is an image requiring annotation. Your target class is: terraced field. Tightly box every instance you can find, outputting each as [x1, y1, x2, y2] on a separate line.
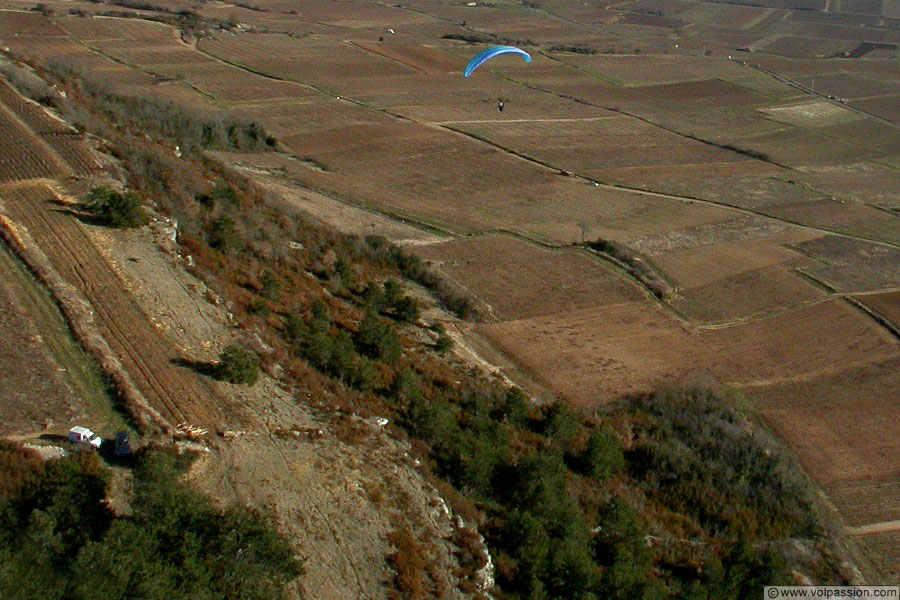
[0, 182, 241, 430]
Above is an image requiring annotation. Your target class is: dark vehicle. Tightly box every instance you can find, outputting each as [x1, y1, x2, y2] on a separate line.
[114, 431, 132, 457]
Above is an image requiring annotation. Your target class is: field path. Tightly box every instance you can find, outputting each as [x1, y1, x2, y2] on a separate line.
[847, 520, 900, 536]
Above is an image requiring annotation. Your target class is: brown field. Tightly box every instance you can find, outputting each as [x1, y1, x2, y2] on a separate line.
[687, 3, 773, 29]
[558, 54, 749, 86]
[650, 228, 817, 279]
[449, 113, 751, 173]
[0, 105, 70, 183]
[829, 481, 900, 528]
[56, 14, 172, 42]
[413, 234, 647, 320]
[669, 263, 824, 323]
[850, 530, 900, 581]
[793, 72, 900, 100]
[783, 19, 898, 44]
[736, 127, 877, 166]
[770, 198, 900, 244]
[0, 10, 67, 37]
[620, 12, 689, 29]
[0, 244, 84, 436]
[795, 164, 900, 207]
[0, 80, 100, 179]
[648, 173, 824, 212]
[760, 35, 857, 58]
[856, 291, 900, 327]
[853, 94, 900, 123]
[0, 81, 70, 134]
[254, 0, 432, 28]
[198, 34, 418, 92]
[760, 99, 863, 127]
[817, 118, 900, 154]
[586, 159, 781, 187]
[637, 78, 772, 107]
[626, 212, 799, 257]
[0, 182, 241, 430]
[613, 0, 696, 17]
[794, 235, 900, 292]
[479, 297, 897, 403]
[351, 41, 466, 74]
[758, 354, 900, 530]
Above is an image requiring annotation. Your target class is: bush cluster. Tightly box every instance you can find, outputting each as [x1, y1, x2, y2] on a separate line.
[45, 58, 274, 155]
[83, 186, 149, 229]
[363, 236, 476, 319]
[626, 383, 820, 541]
[285, 300, 398, 391]
[0, 446, 300, 599]
[549, 44, 598, 54]
[215, 344, 259, 385]
[584, 238, 671, 299]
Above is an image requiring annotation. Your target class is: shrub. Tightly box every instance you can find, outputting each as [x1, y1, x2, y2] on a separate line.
[626, 382, 820, 539]
[363, 236, 478, 319]
[83, 186, 149, 228]
[260, 270, 281, 301]
[215, 344, 259, 385]
[386, 529, 429, 599]
[432, 324, 453, 353]
[355, 310, 401, 362]
[207, 215, 241, 253]
[576, 428, 625, 480]
[211, 180, 241, 207]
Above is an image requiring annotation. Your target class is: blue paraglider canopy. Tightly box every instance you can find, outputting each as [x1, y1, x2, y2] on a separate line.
[463, 45, 532, 78]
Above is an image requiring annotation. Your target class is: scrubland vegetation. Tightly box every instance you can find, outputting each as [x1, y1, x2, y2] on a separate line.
[582, 238, 671, 299]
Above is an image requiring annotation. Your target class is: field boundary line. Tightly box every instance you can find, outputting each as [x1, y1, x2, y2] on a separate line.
[845, 295, 900, 341]
[436, 116, 618, 125]
[847, 520, 900, 536]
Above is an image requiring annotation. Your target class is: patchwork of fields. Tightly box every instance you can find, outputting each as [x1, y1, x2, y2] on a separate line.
[2, 0, 900, 581]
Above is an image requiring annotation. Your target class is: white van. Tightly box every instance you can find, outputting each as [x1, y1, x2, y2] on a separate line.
[68, 426, 102, 449]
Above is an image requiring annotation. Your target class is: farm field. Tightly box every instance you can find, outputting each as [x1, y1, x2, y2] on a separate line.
[0, 181, 241, 430]
[0, 241, 119, 438]
[477, 297, 896, 403]
[414, 234, 648, 320]
[2, 0, 900, 583]
[856, 291, 900, 328]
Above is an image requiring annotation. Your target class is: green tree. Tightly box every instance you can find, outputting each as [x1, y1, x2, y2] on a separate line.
[354, 310, 401, 361]
[382, 280, 403, 305]
[392, 295, 420, 324]
[208, 216, 241, 253]
[498, 387, 529, 427]
[362, 282, 386, 311]
[577, 428, 625, 481]
[211, 180, 241, 207]
[84, 186, 148, 228]
[542, 402, 582, 450]
[260, 271, 281, 301]
[215, 345, 259, 385]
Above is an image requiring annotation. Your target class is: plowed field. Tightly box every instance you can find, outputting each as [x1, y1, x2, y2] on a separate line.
[0, 182, 243, 430]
